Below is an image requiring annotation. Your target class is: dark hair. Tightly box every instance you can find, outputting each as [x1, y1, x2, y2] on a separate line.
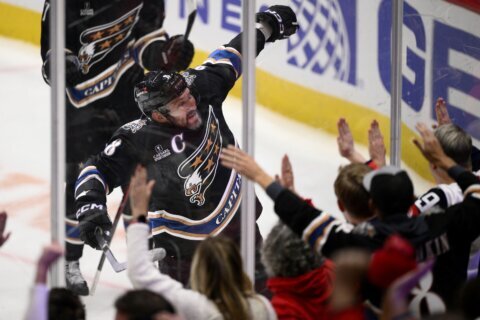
[114, 289, 176, 320]
[48, 288, 85, 320]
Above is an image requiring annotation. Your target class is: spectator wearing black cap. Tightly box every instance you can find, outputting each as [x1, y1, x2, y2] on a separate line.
[220, 122, 480, 315]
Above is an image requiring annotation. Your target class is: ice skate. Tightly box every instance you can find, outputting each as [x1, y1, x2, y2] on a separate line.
[65, 260, 89, 296]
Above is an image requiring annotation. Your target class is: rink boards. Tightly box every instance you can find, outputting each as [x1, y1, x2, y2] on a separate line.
[1, 0, 479, 180]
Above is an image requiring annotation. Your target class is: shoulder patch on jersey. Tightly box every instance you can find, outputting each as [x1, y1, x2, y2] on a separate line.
[122, 119, 147, 133]
[182, 71, 197, 86]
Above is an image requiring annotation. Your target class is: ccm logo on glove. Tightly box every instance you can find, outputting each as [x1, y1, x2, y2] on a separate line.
[76, 203, 104, 219]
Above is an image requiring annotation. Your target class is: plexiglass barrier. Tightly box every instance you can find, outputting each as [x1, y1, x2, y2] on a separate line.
[0, 0, 479, 318]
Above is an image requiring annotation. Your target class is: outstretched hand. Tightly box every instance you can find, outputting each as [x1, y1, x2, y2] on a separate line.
[275, 154, 295, 192]
[434, 97, 452, 127]
[337, 118, 366, 163]
[413, 123, 455, 170]
[368, 120, 386, 167]
[256, 5, 299, 42]
[38, 242, 64, 268]
[0, 211, 11, 247]
[129, 165, 156, 220]
[220, 145, 274, 189]
[36, 242, 64, 284]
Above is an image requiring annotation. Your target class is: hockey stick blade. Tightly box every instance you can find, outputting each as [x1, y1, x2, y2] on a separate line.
[95, 227, 127, 272]
[184, 0, 197, 41]
[94, 227, 167, 273]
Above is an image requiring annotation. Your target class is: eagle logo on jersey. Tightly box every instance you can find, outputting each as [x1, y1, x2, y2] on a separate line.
[177, 106, 222, 206]
[122, 119, 147, 134]
[77, 4, 143, 74]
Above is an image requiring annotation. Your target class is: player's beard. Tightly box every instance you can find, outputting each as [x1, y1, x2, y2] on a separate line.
[186, 110, 202, 130]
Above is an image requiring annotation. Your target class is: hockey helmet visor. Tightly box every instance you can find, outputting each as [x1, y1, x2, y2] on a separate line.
[134, 71, 188, 115]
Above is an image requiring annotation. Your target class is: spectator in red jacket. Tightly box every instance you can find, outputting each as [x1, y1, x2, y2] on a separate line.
[262, 222, 334, 319]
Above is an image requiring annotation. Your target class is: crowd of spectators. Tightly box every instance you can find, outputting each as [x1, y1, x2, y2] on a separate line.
[2, 97, 480, 319]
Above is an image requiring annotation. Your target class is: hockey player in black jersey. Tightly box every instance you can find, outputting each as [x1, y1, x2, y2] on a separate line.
[40, 0, 194, 295]
[73, 5, 299, 291]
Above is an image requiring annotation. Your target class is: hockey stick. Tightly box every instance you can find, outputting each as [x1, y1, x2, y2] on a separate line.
[95, 227, 128, 272]
[90, 187, 129, 295]
[94, 227, 167, 273]
[184, 0, 197, 41]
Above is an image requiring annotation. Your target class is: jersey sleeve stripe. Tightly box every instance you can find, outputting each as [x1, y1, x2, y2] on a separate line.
[75, 168, 107, 194]
[65, 218, 82, 244]
[464, 184, 480, 198]
[302, 214, 337, 251]
[205, 46, 242, 78]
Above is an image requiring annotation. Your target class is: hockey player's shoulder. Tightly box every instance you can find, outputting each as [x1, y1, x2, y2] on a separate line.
[182, 69, 198, 86]
[120, 118, 148, 134]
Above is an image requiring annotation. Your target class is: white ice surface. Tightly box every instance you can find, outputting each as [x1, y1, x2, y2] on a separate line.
[0, 37, 433, 319]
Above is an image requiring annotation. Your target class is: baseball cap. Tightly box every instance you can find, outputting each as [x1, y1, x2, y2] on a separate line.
[363, 166, 414, 215]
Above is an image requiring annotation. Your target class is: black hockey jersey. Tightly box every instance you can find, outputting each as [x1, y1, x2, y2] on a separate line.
[41, 0, 165, 109]
[74, 40, 266, 283]
[41, 0, 168, 162]
[266, 168, 480, 315]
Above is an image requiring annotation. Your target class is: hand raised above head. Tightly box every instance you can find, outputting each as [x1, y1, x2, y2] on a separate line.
[38, 242, 64, 269]
[129, 165, 156, 219]
[256, 5, 299, 42]
[368, 120, 386, 168]
[413, 122, 455, 170]
[337, 118, 366, 163]
[434, 97, 452, 127]
[277, 154, 295, 192]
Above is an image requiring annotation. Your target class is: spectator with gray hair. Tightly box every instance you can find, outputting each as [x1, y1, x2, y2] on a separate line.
[261, 222, 334, 320]
[409, 99, 480, 279]
[431, 123, 472, 182]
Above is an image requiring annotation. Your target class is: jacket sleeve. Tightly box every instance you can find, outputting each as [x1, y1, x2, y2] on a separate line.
[126, 223, 221, 320]
[23, 284, 48, 320]
[268, 182, 369, 257]
[442, 168, 480, 244]
[410, 186, 451, 217]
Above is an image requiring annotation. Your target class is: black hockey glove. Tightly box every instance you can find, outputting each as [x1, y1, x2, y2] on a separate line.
[143, 35, 194, 72]
[42, 51, 82, 87]
[76, 203, 112, 249]
[256, 5, 299, 42]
